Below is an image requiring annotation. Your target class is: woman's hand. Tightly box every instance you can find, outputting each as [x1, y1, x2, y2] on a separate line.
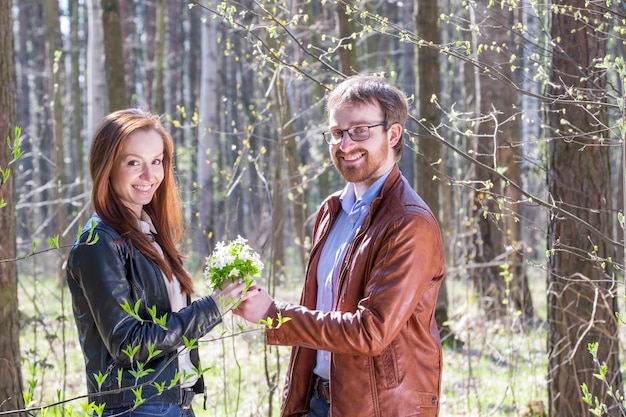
[210, 281, 249, 314]
[232, 287, 274, 323]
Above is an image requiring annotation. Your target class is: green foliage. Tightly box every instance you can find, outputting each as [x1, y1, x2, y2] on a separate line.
[127, 362, 153, 381]
[581, 382, 607, 416]
[183, 335, 198, 352]
[153, 381, 166, 394]
[91, 403, 106, 417]
[0, 126, 22, 188]
[146, 344, 162, 362]
[131, 387, 145, 408]
[116, 368, 123, 389]
[120, 299, 144, 323]
[581, 342, 626, 415]
[1, 216, 98, 263]
[258, 311, 291, 329]
[22, 378, 37, 408]
[168, 370, 183, 390]
[147, 304, 168, 330]
[122, 344, 140, 364]
[93, 371, 108, 391]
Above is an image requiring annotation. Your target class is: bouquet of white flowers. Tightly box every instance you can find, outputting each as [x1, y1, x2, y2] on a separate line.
[204, 236, 264, 290]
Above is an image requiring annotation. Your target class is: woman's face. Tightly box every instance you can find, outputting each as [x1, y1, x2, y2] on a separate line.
[110, 129, 165, 218]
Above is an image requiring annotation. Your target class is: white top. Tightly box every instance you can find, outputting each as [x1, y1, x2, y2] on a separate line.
[139, 211, 198, 388]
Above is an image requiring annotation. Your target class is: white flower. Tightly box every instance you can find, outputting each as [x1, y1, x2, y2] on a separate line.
[204, 236, 264, 290]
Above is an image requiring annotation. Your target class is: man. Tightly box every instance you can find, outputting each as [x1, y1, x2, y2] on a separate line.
[235, 75, 445, 417]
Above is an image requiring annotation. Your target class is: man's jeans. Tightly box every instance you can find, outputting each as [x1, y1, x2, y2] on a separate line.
[306, 394, 330, 417]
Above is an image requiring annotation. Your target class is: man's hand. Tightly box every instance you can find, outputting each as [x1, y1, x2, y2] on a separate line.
[232, 287, 274, 323]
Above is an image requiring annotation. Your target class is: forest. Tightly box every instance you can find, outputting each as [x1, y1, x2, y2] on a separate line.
[0, 0, 625, 416]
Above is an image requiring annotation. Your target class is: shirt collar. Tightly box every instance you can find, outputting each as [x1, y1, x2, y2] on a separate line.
[139, 210, 158, 235]
[339, 166, 394, 213]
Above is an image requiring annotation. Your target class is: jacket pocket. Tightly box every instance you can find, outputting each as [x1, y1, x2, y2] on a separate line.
[372, 342, 399, 389]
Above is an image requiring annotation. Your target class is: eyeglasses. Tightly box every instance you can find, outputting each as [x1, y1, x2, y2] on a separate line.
[323, 122, 387, 145]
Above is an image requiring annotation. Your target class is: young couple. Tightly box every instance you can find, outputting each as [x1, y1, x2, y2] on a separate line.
[67, 75, 445, 417]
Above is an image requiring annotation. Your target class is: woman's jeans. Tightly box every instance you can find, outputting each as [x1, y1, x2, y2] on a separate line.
[100, 403, 195, 417]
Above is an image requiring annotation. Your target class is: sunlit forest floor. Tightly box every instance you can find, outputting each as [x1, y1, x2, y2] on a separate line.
[18, 260, 553, 417]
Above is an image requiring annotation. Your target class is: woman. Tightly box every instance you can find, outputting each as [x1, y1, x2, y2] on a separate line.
[66, 108, 245, 417]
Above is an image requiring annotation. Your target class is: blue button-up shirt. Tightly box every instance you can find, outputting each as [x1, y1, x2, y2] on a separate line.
[313, 167, 393, 380]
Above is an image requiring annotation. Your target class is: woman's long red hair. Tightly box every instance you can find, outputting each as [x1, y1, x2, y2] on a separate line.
[89, 108, 194, 295]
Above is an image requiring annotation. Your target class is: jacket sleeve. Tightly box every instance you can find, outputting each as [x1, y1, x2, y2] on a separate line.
[66, 227, 222, 367]
[265, 208, 444, 356]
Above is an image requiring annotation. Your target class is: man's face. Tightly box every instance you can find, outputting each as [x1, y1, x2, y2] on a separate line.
[328, 102, 399, 195]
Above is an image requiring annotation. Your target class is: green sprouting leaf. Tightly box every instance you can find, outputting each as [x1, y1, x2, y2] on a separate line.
[146, 344, 162, 362]
[258, 317, 273, 328]
[91, 403, 106, 417]
[147, 305, 168, 330]
[8, 126, 23, 164]
[93, 370, 109, 390]
[120, 299, 143, 322]
[192, 363, 211, 377]
[22, 388, 33, 407]
[128, 362, 154, 380]
[86, 220, 99, 245]
[581, 383, 592, 404]
[169, 371, 182, 389]
[183, 336, 198, 352]
[122, 344, 140, 363]
[0, 167, 9, 184]
[276, 312, 292, 327]
[131, 387, 145, 407]
[48, 235, 60, 249]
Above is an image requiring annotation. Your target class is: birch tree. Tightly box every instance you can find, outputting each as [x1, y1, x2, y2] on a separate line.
[86, 0, 106, 138]
[196, 10, 220, 258]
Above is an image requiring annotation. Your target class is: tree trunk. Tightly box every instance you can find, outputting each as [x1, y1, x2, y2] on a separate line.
[44, 0, 68, 253]
[414, 0, 458, 344]
[69, 0, 87, 226]
[469, 0, 533, 321]
[196, 10, 220, 261]
[101, 0, 126, 111]
[0, 0, 25, 412]
[335, 0, 358, 75]
[151, 0, 165, 114]
[87, 0, 106, 138]
[15, 0, 33, 236]
[547, 1, 622, 415]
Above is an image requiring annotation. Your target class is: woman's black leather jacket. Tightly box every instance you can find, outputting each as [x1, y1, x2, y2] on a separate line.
[66, 214, 222, 408]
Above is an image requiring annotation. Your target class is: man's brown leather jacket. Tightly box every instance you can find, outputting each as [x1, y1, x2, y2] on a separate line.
[266, 166, 445, 417]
